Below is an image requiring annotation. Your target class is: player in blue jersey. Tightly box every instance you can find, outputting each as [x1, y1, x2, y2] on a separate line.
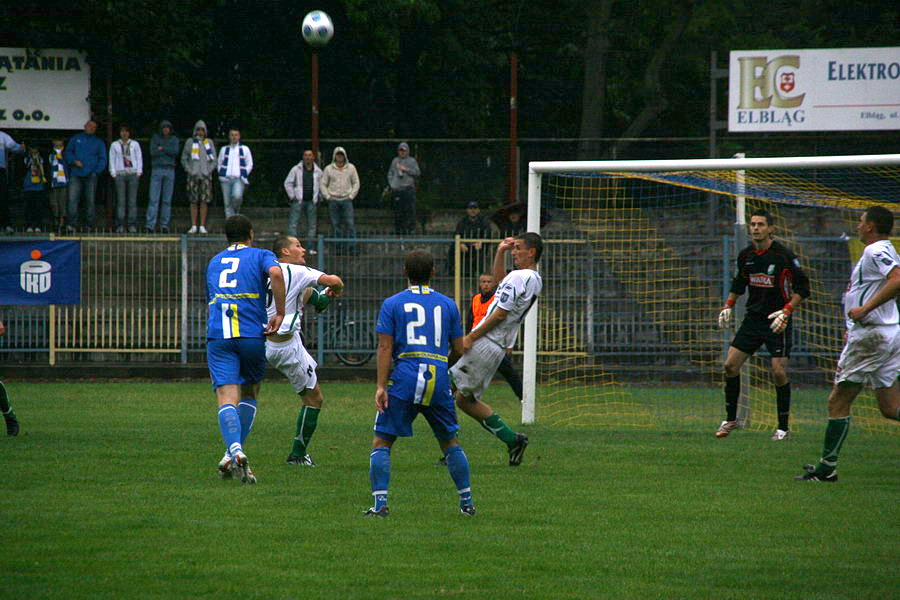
[206, 214, 286, 484]
[365, 249, 474, 517]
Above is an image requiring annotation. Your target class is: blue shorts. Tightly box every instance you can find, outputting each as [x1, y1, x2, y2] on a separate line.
[207, 337, 267, 389]
[374, 395, 460, 442]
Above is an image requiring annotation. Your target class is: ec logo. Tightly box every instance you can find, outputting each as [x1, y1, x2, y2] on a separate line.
[20, 249, 51, 294]
[738, 56, 805, 109]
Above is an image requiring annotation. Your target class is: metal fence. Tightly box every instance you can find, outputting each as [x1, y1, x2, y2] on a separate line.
[1, 233, 853, 379]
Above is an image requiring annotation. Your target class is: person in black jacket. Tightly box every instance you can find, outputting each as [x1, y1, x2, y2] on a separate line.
[715, 208, 810, 441]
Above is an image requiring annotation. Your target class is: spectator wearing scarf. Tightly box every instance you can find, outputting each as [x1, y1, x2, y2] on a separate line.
[22, 145, 48, 232]
[181, 119, 217, 233]
[217, 128, 253, 218]
[47, 138, 69, 232]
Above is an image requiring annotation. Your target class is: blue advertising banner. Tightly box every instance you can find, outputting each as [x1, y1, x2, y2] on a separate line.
[0, 241, 81, 305]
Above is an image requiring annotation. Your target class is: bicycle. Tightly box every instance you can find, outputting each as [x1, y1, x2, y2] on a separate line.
[320, 299, 376, 366]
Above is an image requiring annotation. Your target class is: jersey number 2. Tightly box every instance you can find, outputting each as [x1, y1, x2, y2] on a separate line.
[219, 258, 240, 288]
[404, 303, 442, 347]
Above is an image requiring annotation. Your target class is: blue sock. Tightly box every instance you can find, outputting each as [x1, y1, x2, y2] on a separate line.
[238, 398, 257, 444]
[218, 404, 242, 457]
[444, 445, 473, 508]
[369, 447, 391, 510]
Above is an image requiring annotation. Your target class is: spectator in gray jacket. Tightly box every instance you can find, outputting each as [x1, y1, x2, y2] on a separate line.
[321, 146, 359, 254]
[146, 120, 179, 233]
[181, 120, 216, 234]
[387, 142, 420, 235]
[283, 149, 322, 251]
[108, 124, 143, 233]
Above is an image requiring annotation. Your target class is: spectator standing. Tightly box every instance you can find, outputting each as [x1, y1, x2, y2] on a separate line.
[64, 120, 106, 233]
[450, 200, 492, 278]
[181, 120, 217, 234]
[22, 145, 48, 232]
[0, 130, 25, 233]
[320, 146, 359, 255]
[387, 142, 421, 235]
[108, 124, 143, 233]
[146, 120, 179, 233]
[283, 149, 322, 250]
[217, 128, 253, 218]
[47, 138, 69, 233]
[491, 201, 527, 238]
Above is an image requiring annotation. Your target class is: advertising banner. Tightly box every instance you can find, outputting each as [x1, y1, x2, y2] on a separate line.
[0, 48, 91, 130]
[0, 241, 81, 305]
[729, 47, 900, 132]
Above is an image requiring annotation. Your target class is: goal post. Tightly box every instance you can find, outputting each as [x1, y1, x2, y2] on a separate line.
[523, 153, 900, 431]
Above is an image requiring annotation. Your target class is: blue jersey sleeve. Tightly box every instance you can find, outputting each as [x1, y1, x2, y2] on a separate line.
[258, 249, 279, 275]
[376, 298, 395, 337]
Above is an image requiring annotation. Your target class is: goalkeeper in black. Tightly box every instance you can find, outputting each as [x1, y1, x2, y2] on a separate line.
[715, 209, 810, 440]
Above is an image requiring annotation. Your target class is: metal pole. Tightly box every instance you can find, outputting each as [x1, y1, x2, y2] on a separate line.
[181, 235, 188, 364]
[508, 52, 519, 204]
[316, 234, 325, 366]
[311, 52, 320, 161]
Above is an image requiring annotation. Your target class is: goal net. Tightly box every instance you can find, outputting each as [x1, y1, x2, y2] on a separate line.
[522, 154, 900, 435]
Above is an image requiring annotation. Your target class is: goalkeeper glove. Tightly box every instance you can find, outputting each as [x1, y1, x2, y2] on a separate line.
[306, 288, 331, 311]
[717, 298, 735, 329]
[767, 304, 793, 333]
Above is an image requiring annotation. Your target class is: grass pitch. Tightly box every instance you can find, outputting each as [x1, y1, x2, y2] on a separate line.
[2, 381, 897, 599]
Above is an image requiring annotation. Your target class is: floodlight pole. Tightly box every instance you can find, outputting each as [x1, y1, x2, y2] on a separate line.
[508, 52, 519, 204]
[311, 51, 320, 161]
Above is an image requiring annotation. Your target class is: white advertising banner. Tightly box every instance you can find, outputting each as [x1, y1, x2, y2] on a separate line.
[728, 47, 900, 132]
[0, 48, 91, 130]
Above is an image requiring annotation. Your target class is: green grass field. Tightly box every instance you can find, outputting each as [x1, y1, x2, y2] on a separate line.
[2, 381, 897, 599]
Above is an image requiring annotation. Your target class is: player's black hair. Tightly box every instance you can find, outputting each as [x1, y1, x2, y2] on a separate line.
[404, 248, 434, 285]
[749, 208, 773, 226]
[272, 236, 295, 257]
[864, 205, 894, 235]
[225, 214, 253, 243]
[516, 232, 544, 262]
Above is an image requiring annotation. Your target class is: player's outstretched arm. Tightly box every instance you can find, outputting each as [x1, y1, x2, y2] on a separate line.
[464, 307, 508, 352]
[318, 274, 344, 296]
[848, 266, 900, 322]
[374, 333, 393, 413]
[265, 265, 286, 335]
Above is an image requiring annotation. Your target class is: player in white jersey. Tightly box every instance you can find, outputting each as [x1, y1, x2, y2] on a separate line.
[450, 233, 543, 466]
[797, 206, 900, 482]
[266, 236, 344, 467]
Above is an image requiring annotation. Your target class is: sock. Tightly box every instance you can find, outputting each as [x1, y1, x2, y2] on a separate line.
[369, 447, 391, 510]
[218, 404, 242, 457]
[237, 398, 257, 445]
[775, 383, 791, 430]
[817, 416, 850, 474]
[724, 376, 740, 422]
[291, 405, 320, 457]
[444, 445, 473, 508]
[481, 412, 518, 446]
[0, 381, 13, 418]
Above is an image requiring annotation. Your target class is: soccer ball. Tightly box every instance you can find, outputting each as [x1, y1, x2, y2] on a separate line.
[301, 11, 334, 48]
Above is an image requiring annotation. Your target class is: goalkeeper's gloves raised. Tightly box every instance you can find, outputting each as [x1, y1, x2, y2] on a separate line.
[767, 304, 793, 333]
[306, 288, 331, 311]
[717, 298, 735, 329]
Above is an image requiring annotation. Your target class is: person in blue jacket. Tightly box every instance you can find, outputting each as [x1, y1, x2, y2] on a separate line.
[64, 120, 107, 232]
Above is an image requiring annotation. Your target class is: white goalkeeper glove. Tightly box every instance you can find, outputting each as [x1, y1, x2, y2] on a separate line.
[717, 306, 734, 329]
[767, 304, 794, 333]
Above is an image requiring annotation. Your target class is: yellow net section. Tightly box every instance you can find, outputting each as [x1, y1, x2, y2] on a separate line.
[540, 166, 900, 435]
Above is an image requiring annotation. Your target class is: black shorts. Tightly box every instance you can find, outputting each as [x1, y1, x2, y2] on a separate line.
[731, 314, 792, 358]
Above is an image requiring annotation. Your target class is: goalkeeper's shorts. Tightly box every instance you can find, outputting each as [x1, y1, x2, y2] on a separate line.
[835, 324, 900, 389]
[450, 337, 507, 401]
[731, 315, 792, 358]
[266, 332, 318, 393]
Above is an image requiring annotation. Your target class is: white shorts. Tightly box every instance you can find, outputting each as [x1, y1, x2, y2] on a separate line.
[266, 332, 318, 393]
[834, 324, 900, 389]
[449, 337, 507, 400]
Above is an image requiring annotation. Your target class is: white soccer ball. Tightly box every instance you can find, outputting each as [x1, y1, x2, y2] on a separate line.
[301, 11, 334, 48]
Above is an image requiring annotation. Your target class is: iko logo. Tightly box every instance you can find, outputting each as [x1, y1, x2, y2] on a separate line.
[738, 56, 805, 109]
[20, 249, 51, 294]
